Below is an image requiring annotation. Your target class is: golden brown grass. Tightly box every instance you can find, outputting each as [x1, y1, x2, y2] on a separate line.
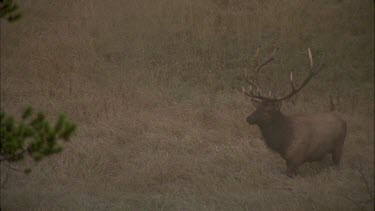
[1, 0, 374, 210]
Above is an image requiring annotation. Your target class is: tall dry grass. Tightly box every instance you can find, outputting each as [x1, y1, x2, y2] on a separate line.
[1, 0, 374, 210]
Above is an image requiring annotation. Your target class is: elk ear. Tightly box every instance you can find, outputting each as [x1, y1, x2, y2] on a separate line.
[251, 98, 263, 108]
[273, 101, 282, 110]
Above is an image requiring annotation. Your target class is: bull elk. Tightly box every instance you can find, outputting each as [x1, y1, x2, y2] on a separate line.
[243, 48, 347, 177]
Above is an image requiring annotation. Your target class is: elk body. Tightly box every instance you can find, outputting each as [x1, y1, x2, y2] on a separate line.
[243, 48, 347, 177]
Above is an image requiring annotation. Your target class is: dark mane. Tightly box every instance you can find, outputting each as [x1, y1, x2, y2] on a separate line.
[257, 111, 293, 157]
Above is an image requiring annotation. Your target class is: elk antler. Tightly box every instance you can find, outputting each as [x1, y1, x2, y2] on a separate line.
[242, 48, 276, 100]
[274, 48, 324, 101]
[243, 48, 324, 102]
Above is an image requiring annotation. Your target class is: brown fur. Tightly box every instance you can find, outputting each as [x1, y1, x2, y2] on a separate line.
[247, 99, 347, 177]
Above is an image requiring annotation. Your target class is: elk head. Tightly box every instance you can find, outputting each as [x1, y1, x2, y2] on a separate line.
[243, 48, 323, 125]
[246, 99, 282, 125]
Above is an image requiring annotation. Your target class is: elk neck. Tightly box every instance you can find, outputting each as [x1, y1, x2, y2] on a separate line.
[256, 110, 293, 156]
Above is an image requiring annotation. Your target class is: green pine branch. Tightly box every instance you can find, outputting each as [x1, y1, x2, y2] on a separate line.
[0, 107, 76, 173]
[0, 0, 22, 22]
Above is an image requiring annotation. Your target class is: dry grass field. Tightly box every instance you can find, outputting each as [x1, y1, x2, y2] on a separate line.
[1, 0, 374, 210]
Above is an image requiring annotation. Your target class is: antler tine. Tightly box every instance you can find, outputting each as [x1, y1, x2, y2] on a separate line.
[245, 78, 261, 93]
[274, 48, 323, 102]
[242, 86, 253, 98]
[289, 71, 295, 91]
[308, 47, 325, 74]
[308, 48, 313, 70]
[255, 47, 260, 66]
[242, 84, 263, 99]
[243, 48, 276, 100]
[242, 85, 271, 100]
[254, 48, 276, 75]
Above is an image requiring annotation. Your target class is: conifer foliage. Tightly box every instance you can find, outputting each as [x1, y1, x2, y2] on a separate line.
[0, 0, 22, 22]
[1, 1, 77, 174]
[0, 108, 76, 173]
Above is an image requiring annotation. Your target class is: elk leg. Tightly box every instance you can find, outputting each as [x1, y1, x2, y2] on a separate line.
[286, 162, 298, 178]
[332, 140, 344, 166]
